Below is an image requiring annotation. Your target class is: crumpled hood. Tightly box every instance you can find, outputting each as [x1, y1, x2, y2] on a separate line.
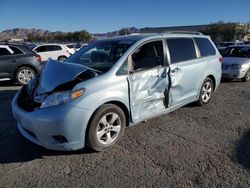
[36, 59, 89, 95]
[223, 57, 250, 65]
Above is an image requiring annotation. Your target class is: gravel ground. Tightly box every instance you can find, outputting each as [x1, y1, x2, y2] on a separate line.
[0, 80, 250, 188]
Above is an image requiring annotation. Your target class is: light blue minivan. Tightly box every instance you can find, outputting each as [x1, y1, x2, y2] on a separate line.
[12, 32, 222, 151]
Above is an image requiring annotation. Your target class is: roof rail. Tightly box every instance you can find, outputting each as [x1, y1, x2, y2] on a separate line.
[162, 30, 203, 35]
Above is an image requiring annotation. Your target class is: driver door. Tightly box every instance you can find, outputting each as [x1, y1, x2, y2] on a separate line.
[128, 40, 170, 123]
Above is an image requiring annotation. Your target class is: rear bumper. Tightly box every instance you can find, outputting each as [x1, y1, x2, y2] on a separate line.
[12, 91, 93, 151]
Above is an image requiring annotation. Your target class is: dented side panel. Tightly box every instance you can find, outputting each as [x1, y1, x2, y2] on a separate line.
[129, 67, 169, 122]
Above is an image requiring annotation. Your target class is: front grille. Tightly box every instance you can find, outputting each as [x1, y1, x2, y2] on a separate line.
[17, 86, 41, 112]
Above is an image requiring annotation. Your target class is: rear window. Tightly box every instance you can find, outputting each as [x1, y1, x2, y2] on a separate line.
[167, 38, 197, 63]
[35, 46, 47, 52]
[195, 38, 216, 57]
[9, 46, 24, 55]
[48, 45, 62, 51]
[0, 48, 11, 56]
[67, 44, 75, 49]
[35, 45, 62, 52]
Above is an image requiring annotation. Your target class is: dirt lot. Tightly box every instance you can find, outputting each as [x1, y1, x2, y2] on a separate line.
[0, 80, 250, 188]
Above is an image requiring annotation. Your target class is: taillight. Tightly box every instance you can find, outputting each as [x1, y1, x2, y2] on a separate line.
[219, 57, 223, 63]
[36, 55, 42, 62]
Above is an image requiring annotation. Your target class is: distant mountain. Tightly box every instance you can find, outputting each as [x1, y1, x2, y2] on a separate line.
[0, 27, 141, 41]
[93, 27, 140, 38]
[0, 28, 66, 41]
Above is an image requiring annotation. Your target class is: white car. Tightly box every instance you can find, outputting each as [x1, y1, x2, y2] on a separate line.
[65, 44, 76, 54]
[222, 45, 250, 82]
[33, 44, 72, 62]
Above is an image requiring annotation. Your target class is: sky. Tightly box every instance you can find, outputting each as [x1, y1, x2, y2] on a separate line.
[0, 0, 249, 33]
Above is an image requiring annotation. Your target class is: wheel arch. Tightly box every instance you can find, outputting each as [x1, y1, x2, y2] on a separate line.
[206, 74, 216, 90]
[84, 100, 130, 148]
[87, 100, 130, 129]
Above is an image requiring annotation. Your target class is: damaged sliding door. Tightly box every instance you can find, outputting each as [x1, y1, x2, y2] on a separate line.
[128, 67, 169, 122]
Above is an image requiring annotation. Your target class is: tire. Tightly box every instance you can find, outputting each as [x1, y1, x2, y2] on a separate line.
[242, 69, 250, 82]
[196, 77, 214, 106]
[86, 104, 126, 151]
[16, 67, 36, 85]
[58, 56, 66, 62]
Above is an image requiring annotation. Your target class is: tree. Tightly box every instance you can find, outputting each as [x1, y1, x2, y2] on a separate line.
[200, 21, 248, 42]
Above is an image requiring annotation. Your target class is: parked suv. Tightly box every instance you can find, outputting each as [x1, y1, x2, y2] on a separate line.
[0, 44, 42, 85]
[12, 33, 222, 151]
[33, 44, 72, 62]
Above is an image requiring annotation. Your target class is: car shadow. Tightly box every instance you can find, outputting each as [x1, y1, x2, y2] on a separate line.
[233, 129, 250, 169]
[0, 86, 94, 164]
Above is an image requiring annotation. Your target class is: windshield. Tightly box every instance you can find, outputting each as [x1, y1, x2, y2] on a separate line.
[67, 39, 135, 72]
[223, 47, 250, 58]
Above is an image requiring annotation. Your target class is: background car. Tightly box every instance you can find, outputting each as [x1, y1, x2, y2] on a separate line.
[222, 45, 250, 81]
[33, 44, 72, 62]
[66, 43, 76, 54]
[0, 44, 42, 85]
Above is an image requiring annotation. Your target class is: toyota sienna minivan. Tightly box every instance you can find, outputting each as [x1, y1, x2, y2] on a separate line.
[12, 32, 222, 151]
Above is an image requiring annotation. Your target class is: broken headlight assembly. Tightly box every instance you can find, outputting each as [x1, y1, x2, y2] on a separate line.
[40, 88, 85, 109]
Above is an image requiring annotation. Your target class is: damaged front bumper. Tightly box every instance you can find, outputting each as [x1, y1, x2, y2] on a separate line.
[11, 89, 93, 151]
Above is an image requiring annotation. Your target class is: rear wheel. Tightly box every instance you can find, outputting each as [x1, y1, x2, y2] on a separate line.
[16, 67, 36, 85]
[86, 104, 126, 151]
[196, 77, 214, 106]
[242, 69, 250, 82]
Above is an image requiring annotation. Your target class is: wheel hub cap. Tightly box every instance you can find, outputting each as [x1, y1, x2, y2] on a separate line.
[96, 112, 121, 145]
[18, 69, 34, 84]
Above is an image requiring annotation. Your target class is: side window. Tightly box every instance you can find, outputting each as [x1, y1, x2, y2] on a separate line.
[0, 47, 12, 56]
[52, 45, 62, 51]
[35, 46, 47, 53]
[117, 59, 128, 75]
[9, 46, 24, 55]
[195, 38, 216, 57]
[47, 45, 62, 51]
[132, 41, 163, 71]
[167, 38, 197, 63]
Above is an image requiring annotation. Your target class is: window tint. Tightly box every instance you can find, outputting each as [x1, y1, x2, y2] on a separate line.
[223, 47, 250, 58]
[47, 45, 62, 51]
[167, 38, 197, 63]
[35, 45, 62, 53]
[132, 41, 163, 70]
[9, 46, 24, 55]
[35, 46, 47, 52]
[67, 44, 75, 49]
[195, 38, 216, 57]
[0, 48, 12, 56]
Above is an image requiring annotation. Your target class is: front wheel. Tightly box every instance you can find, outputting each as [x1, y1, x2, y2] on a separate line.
[16, 67, 36, 85]
[196, 77, 214, 106]
[86, 104, 126, 151]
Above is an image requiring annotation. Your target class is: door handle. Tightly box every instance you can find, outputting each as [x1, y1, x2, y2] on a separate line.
[171, 67, 180, 73]
[11, 59, 16, 63]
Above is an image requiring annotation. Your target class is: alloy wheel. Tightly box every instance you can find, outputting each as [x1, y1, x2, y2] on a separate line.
[96, 112, 121, 145]
[17, 69, 34, 85]
[201, 81, 212, 103]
